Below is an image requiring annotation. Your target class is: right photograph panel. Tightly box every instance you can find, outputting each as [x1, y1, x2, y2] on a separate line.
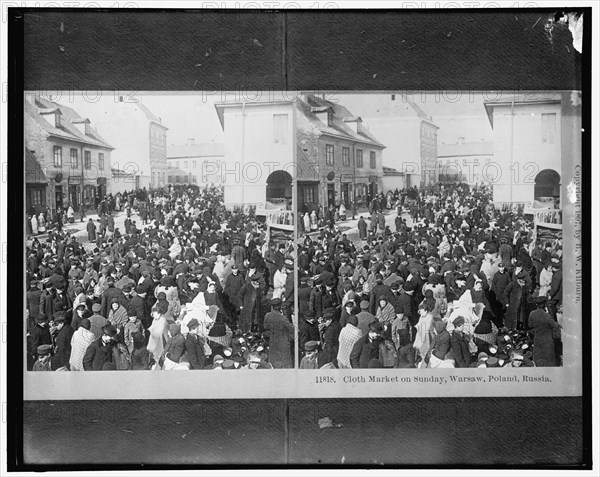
[295, 91, 573, 372]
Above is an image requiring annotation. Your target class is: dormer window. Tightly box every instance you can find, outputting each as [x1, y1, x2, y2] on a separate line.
[54, 113, 61, 128]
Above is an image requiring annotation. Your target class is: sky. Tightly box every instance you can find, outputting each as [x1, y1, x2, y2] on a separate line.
[54, 91, 497, 166]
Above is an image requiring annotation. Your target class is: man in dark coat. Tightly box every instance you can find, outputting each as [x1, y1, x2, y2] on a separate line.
[50, 312, 74, 370]
[184, 319, 207, 370]
[349, 321, 384, 368]
[450, 316, 471, 368]
[529, 296, 560, 366]
[83, 324, 117, 371]
[27, 315, 52, 370]
[238, 275, 261, 333]
[369, 274, 392, 315]
[319, 311, 341, 366]
[163, 323, 186, 368]
[26, 280, 42, 331]
[263, 298, 295, 369]
[87, 218, 96, 242]
[298, 310, 320, 359]
[357, 216, 368, 240]
[100, 277, 128, 318]
[503, 273, 530, 330]
[126, 288, 148, 328]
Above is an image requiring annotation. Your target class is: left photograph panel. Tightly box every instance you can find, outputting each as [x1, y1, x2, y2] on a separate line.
[24, 91, 298, 374]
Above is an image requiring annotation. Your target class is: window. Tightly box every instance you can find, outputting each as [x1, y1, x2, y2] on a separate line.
[356, 149, 363, 168]
[54, 113, 61, 128]
[273, 114, 288, 144]
[70, 149, 78, 169]
[542, 113, 556, 144]
[192, 175, 197, 183]
[303, 187, 315, 204]
[192, 160, 197, 168]
[370, 151, 376, 169]
[184, 161, 189, 169]
[342, 147, 350, 167]
[30, 188, 43, 207]
[98, 153, 104, 171]
[391, 94, 396, 101]
[176, 161, 180, 169]
[53, 146, 62, 167]
[84, 151, 91, 169]
[326, 144, 334, 166]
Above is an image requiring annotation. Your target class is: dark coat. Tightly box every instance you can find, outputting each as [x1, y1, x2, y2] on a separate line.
[321, 321, 341, 365]
[450, 330, 471, 368]
[100, 285, 128, 318]
[83, 338, 114, 371]
[87, 221, 96, 241]
[185, 333, 207, 370]
[28, 323, 52, 358]
[164, 333, 186, 363]
[238, 283, 260, 333]
[369, 284, 393, 315]
[224, 273, 245, 308]
[26, 288, 42, 321]
[529, 309, 559, 366]
[297, 285, 312, 316]
[51, 324, 74, 370]
[349, 334, 382, 368]
[396, 292, 417, 326]
[504, 281, 529, 330]
[127, 295, 149, 327]
[298, 318, 320, 352]
[263, 311, 294, 368]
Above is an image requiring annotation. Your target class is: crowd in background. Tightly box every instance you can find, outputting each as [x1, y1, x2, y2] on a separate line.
[26, 185, 296, 372]
[296, 184, 563, 369]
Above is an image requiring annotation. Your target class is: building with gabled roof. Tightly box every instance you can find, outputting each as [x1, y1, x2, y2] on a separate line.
[24, 93, 114, 215]
[437, 138, 494, 185]
[167, 139, 224, 186]
[213, 92, 386, 216]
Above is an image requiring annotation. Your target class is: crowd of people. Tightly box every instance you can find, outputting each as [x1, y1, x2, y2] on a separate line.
[26, 185, 296, 372]
[296, 183, 563, 369]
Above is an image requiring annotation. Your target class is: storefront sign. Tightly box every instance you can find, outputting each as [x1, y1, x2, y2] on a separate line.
[68, 175, 83, 185]
[97, 177, 107, 185]
[369, 175, 379, 183]
[340, 173, 354, 183]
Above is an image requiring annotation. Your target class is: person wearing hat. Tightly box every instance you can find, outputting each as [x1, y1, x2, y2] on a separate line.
[83, 324, 118, 371]
[491, 261, 511, 327]
[349, 320, 385, 368]
[146, 300, 170, 369]
[69, 318, 95, 371]
[450, 316, 472, 368]
[27, 314, 52, 371]
[413, 302, 435, 365]
[26, 280, 42, 331]
[124, 310, 144, 354]
[88, 303, 109, 340]
[224, 263, 245, 319]
[238, 273, 262, 334]
[32, 344, 53, 372]
[100, 275, 127, 318]
[299, 341, 320, 369]
[50, 311, 74, 371]
[336, 315, 363, 369]
[427, 320, 451, 368]
[184, 318, 207, 370]
[315, 310, 339, 365]
[369, 274, 392, 316]
[163, 323, 186, 370]
[528, 296, 560, 366]
[355, 300, 376, 337]
[503, 270, 531, 331]
[263, 298, 295, 369]
[298, 310, 320, 363]
[547, 261, 562, 320]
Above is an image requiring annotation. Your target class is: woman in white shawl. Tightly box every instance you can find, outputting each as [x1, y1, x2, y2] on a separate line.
[438, 235, 451, 259]
[413, 302, 435, 363]
[303, 213, 310, 233]
[37, 212, 46, 233]
[146, 300, 170, 369]
[272, 264, 287, 300]
[168, 236, 183, 260]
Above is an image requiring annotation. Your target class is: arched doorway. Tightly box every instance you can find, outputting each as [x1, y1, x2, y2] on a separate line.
[266, 170, 292, 204]
[534, 169, 560, 208]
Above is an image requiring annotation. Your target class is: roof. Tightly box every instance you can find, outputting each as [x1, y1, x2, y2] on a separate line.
[483, 95, 562, 127]
[438, 141, 493, 158]
[383, 166, 404, 176]
[25, 96, 114, 149]
[214, 99, 294, 129]
[406, 98, 439, 128]
[296, 93, 386, 148]
[26, 149, 48, 184]
[137, 102, 168, 129]
[167, 143, 224, 159]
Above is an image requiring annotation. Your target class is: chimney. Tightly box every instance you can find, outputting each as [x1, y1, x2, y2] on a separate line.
[458, 137, 465, 144]
[187, 138, 195, 146]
